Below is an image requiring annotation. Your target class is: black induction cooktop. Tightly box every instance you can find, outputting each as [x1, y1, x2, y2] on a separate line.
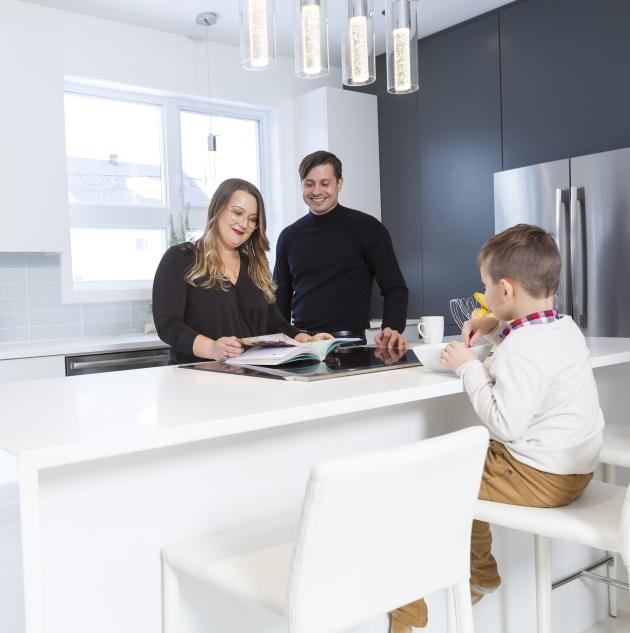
[184, 345, 421, 381]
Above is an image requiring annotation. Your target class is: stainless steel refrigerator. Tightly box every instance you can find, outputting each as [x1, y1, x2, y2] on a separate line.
[494, 146, 630, 337]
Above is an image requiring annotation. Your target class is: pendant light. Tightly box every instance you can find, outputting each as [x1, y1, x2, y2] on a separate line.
[385, 0, 419, 94]
[240, 0, 277, 69]
[196, 12, 218, 184]
[341, 0, 375, 86]
[295, 0, 330, 78]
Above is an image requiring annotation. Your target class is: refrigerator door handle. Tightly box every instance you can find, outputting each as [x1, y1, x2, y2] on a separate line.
[569, 186, 587, 328]
[555, 188, 572, 315]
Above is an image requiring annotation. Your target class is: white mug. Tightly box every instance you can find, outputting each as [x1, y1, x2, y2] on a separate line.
[417, 316, 444, 344]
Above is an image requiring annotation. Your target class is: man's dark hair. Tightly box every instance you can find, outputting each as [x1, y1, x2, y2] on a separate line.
[477, 223, 561, 298]
[299, 151, 343, 182]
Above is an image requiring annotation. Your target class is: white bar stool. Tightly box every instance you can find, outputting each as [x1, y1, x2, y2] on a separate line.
[599, 423, 630, 616]
[161, 427, 489, 633]
[475, 479, 630, 633]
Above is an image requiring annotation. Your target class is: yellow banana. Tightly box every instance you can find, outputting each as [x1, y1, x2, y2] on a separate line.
[473, 291, 488, 310]
[471, 307, 489, 320]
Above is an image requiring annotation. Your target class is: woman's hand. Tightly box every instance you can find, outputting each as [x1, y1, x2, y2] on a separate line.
[209, 336, 244, 362]
[440, 341, 477, 371]
[461, 316, 499, 347]
[294, 332, 334, 343]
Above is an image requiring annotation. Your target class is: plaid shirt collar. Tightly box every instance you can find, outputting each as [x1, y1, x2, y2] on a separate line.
[501, 309, 562, 339]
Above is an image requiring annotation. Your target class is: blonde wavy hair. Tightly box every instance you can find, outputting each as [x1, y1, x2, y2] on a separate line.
[185, 178, 276, 303]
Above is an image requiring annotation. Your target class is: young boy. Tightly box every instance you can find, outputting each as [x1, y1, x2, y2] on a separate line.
[389, 224, 603, 633]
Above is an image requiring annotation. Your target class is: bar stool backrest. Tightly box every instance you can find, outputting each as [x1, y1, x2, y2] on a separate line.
[622, 487, 630, 565]
[287, 426, 489, 633]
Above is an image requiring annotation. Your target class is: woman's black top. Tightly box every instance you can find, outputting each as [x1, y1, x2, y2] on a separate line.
[153, 243, 300, 364]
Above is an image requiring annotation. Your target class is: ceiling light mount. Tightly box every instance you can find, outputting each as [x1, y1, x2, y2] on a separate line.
[196, 12, 218, 28]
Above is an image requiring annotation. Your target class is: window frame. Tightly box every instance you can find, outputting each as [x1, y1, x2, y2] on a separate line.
[61, 81, 271, 303]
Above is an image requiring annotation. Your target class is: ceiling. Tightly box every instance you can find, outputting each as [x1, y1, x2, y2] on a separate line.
[23, 0, 513, 63]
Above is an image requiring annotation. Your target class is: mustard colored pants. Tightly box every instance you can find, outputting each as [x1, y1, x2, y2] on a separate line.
[389, 441, 593, 631]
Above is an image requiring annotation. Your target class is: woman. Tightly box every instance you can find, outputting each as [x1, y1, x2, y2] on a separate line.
[153, 178, 330, 364]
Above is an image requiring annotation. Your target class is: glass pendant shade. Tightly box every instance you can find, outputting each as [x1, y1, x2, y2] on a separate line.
[385, 0, 419, 94]
[341, 0, 375, 86]
[240, 0, 277, 69]
[295, 0, 330, 78]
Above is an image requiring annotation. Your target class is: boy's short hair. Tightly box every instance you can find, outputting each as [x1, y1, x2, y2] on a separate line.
[477, 224, 561, 298]
[299, 151, 343, 182]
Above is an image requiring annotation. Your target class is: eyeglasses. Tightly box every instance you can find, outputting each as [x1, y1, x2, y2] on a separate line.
[229, 207, 258, 230]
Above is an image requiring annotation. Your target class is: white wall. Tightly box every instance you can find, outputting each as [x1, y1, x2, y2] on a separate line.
[2, 0, 344, 249]
[293, 87, 381, 219]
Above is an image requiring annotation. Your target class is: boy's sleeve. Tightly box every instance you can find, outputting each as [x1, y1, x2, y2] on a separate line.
[456, 350, 545, 442]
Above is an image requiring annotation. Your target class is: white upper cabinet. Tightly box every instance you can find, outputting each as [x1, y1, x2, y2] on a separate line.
[0, 2, 70, 252]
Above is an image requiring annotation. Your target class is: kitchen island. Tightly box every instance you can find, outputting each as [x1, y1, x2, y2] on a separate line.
[2, 338, 630, 633]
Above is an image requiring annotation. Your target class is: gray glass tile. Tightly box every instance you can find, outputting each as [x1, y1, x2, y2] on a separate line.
[82, 322, 131, 337]
[0, 326, 29, 343]
[0, 313, 28, 329]
[130, 301, 151, 321]
[29, 323, 82, 341]
[27, 262, 61, 283]
[0, 254, 26, 267]
[26, 282, 62, 298]
[81, 306, 130, 325]
[29, 296, 75, 312]
[82, 301, 130, 312]
[0, 268, 27, 283]
[26, 253, 61, 268]
[0, 283, 27, 299]
[30, 309, 81, 327]
[0, 297, 28, 313]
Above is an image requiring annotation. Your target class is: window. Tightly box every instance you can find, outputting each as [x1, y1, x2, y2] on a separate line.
[62, 84, 267, 299]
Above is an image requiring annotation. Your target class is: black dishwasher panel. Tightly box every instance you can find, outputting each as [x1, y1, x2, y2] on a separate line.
[65, 348, 171, 376]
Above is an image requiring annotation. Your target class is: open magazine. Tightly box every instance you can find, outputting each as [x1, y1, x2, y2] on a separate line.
[226, 333, 360, 366]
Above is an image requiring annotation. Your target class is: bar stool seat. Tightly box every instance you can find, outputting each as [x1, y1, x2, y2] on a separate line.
[162, 427, 490, 633]
[474, 479, 630, 633]
[600, 423, 630, 470]
[476, 480, 625, 551]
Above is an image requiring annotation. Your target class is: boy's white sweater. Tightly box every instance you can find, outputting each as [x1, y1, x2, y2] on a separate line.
[457, 316, 604, 474]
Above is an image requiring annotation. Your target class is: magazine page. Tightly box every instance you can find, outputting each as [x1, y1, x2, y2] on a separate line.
[239, 333, 300, 349]
[226, 345, 316, 366]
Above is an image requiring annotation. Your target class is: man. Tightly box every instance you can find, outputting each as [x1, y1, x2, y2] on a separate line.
[273, 151, 408, 348]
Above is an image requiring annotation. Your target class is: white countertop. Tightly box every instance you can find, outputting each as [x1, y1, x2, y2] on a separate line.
[1, 337, 629, 469]
[0, 333, 168, 361]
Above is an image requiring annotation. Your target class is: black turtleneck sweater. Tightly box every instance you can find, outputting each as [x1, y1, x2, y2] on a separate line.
[273, 204, 408, 333]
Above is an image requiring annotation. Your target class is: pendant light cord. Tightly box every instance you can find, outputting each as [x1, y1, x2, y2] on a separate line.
[205, 21, 212, 137]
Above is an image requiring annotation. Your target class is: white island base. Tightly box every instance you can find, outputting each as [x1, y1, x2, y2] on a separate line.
[2, 338, 630, 633]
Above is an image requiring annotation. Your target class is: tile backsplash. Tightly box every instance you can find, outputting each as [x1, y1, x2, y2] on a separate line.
[0, 253, 152, 344]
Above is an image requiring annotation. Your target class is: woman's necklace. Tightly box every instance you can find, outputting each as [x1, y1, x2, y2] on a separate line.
[221, 253, 240, 284]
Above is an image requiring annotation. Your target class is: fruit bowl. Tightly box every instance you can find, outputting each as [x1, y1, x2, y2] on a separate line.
[412, 342, 492, 373]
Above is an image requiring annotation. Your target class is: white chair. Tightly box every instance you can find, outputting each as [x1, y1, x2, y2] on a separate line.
[600, 423, 630, 485]
[161, 426, 489, 633]
[599, 423, 630, 616]
[475, 479, 630, 633]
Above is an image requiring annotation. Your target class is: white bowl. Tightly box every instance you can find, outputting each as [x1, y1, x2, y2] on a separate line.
[412, 342, 492, 372]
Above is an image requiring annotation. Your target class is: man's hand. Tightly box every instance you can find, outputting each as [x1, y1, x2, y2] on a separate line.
[375, 327, 406, 349]
[295, 332, 334, 343]
[461, 316, 499, 348]
[209, 336, 244, 362]
[374, 346, 407, 365]
[440, 341, 477, 371]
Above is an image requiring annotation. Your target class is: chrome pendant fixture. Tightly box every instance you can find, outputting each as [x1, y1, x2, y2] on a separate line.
[240, 0, 277, 69]
[196, 12, 218, 184]
[385, 0, 419, 94]
[341, 0, 375, 86]
[295, 0, 330, 78]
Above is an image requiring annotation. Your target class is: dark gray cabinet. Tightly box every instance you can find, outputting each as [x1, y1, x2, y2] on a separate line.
[351, 55, 422, 320]
[501, 0, 630, 169]
[418, 15, 502, 327]
[351, 0, 630, 331]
